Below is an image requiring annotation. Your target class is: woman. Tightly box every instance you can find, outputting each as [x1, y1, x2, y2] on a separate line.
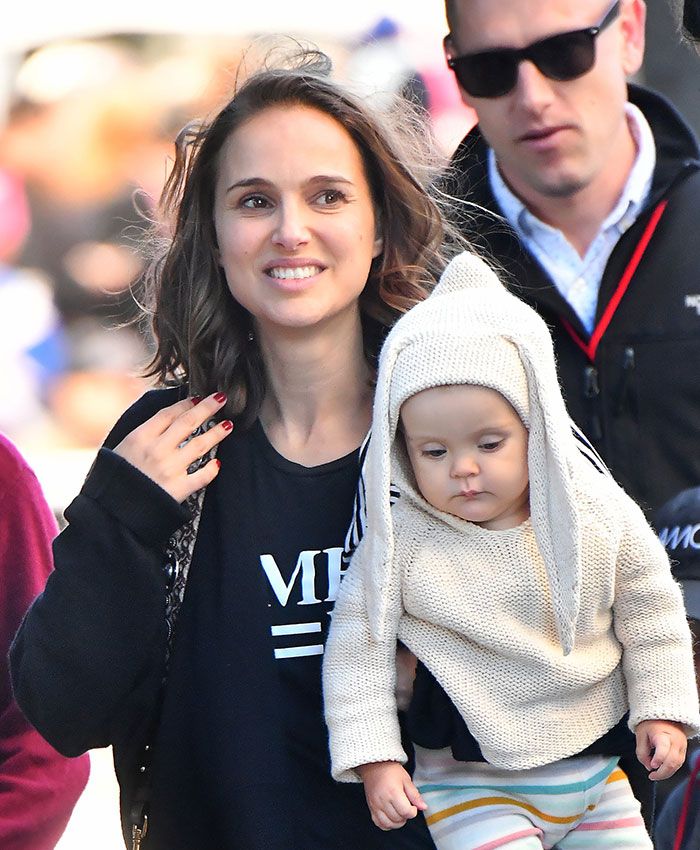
[10, 50, 455, 850]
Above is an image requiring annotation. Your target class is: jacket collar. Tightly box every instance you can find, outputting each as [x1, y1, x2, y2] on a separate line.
[445, 84, 700, 326]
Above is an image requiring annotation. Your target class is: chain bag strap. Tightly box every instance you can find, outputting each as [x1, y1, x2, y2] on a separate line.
[130, 420, 219, 849]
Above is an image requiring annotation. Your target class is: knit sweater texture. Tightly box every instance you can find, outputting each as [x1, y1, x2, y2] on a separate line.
[325, 463, 700, 779]
[323, 252, 700, 781]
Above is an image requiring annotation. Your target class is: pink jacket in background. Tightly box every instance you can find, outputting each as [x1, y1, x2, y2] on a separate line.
[0, 434, 89, 850]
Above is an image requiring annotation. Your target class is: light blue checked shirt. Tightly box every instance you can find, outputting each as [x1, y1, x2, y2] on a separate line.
[489, 104, 656, 333]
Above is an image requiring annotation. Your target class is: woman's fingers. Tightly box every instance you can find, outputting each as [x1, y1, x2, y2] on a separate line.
[113, 392, 232, 502]
[158, 392, 228, 450]
[177, 419, 233, 470]
[177, 456, 222, 501]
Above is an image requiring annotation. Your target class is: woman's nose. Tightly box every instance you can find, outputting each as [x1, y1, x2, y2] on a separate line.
[272, 200, 310, 249]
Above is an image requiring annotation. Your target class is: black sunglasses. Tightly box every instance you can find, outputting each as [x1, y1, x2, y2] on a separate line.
[446, 0, 621, 98]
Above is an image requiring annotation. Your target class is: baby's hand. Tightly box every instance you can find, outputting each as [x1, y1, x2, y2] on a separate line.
[357, 761, 427, 831]
[635, 719, 687, 780]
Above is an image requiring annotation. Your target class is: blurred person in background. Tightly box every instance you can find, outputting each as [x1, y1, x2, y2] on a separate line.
[0, 40, 174, 447]
[0, 167, 67, 440]
[653, 486, 700, 850]
[344, 17, 429, 111]
[0, 433, 89, 849]
[9, 48, 463, 850]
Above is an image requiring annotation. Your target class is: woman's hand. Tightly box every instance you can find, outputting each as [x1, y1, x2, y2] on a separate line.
[113, 392, 232, 503]
[357, 761, 427, 831]
[635, 718, 688, 780]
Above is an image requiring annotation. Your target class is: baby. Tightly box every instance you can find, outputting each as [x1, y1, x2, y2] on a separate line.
[323, 252, 700, 849]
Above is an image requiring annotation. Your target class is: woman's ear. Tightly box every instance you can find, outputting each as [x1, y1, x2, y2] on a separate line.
[373, 211, 384, 257]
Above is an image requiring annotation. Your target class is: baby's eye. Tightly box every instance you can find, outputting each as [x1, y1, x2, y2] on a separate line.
[422, 448, 446, 458]
[241, 194, 271, 210]
[479, 439, 504, 452]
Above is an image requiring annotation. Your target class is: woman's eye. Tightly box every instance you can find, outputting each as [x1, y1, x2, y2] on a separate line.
[241, 195, 271, 210]
[316, 189, 345, 205]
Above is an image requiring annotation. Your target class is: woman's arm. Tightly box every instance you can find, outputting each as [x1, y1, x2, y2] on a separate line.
[9, 447, 186, 756]
[9, 390, 231, 756]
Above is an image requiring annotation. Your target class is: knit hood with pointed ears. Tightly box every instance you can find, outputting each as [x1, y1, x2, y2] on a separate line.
[363, 251, 585, 654]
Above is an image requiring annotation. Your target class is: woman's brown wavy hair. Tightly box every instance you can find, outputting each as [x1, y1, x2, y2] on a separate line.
[139, 49, 463, 427]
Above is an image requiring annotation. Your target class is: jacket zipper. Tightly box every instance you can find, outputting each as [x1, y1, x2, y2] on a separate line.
[584, 365, 602, 441]
[615, 346, 636, 415]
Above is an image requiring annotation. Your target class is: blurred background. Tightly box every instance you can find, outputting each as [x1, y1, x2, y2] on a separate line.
[1, 1, 697, 846]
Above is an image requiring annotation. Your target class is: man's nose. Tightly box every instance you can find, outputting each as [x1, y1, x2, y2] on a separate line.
[512, 60, 556, 110]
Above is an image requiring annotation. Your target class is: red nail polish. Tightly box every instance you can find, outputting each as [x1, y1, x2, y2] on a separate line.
[214, 459, 221, 469]
[221, 420, 234, 431]
[213, 392, 227, 403]
[191, 395, 203, 405]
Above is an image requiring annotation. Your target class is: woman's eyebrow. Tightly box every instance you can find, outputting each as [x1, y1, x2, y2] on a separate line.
[225, 177, 272, 194]
[225, 174, 355, 194]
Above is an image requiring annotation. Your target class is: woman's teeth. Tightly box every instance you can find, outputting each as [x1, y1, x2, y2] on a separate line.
[268, 266, 321, 280]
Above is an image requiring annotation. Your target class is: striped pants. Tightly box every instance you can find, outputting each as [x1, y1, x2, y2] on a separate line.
[412, 747, 652, 849]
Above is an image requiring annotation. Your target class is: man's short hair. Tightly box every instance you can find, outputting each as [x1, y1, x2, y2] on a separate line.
[683, 0, 700, 41]
[445, 0, 459, 33]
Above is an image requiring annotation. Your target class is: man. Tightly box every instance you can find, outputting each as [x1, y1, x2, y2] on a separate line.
[0, 434, 89, 848]
[440, 0, 700, 831]
[441, 0, 700, 519]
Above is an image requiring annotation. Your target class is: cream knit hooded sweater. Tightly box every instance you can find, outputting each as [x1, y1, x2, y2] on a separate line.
[323, 252, 700, 781]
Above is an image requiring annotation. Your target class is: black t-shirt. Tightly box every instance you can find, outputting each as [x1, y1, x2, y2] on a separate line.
[147, 420, 434, 849]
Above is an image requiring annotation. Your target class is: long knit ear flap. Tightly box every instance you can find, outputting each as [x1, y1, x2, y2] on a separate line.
[363, 330, 408, 641]
[517, 333, 581, 655]
[431, 251, 504, 297]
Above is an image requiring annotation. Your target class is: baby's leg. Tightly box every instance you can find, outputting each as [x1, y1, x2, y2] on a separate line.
[413, 747, 544, 848]
[423, 811, 544, 850]
[557, 764, 652, 849]
[413, 748, 640, 850]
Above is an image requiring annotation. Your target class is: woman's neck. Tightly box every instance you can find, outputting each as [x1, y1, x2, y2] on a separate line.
[257, 314, 373, 466]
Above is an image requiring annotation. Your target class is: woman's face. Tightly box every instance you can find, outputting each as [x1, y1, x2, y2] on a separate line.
[213, 104, 383, 336]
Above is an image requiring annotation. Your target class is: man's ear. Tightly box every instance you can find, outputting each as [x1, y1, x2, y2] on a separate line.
[444, 33, 473, 108]
[443, 33, 454, 61]
[619, 0, 646, 76]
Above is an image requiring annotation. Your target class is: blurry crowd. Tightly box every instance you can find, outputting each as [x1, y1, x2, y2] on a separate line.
[0, 25, 470, 458]
[0, 8, 696, 459]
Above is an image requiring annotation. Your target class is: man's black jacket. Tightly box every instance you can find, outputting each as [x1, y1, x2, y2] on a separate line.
[444, 84, 700, 515]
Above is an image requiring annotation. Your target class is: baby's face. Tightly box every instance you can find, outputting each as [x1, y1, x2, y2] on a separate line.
[400, 384, 530, 530]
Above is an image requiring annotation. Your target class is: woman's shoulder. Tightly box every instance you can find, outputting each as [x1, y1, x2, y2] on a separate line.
[103, 386, 187, 450]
